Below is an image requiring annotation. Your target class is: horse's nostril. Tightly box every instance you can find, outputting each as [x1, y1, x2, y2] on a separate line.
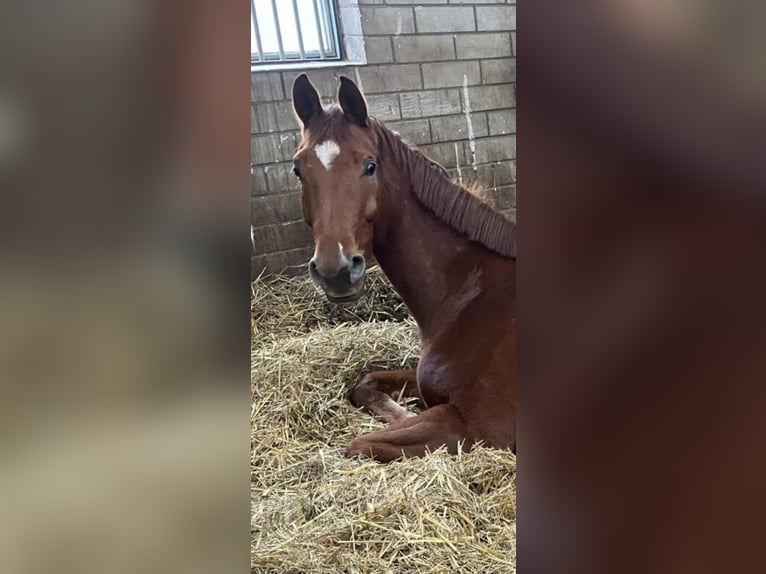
[309, 259, 322, 280]
[349, 255, 366, 283]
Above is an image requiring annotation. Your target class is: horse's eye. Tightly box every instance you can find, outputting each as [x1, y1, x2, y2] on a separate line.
[363, 161, 377, 177]
[292, 165, 301, 180]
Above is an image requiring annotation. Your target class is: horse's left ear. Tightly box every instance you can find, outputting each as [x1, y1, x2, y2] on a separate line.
[338, 76, 368, 127]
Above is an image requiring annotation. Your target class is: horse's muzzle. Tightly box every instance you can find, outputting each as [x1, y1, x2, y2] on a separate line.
[309, 253, 366, 304]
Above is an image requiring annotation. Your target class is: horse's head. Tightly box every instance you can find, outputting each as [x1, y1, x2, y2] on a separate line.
[291, 74, 379, 304]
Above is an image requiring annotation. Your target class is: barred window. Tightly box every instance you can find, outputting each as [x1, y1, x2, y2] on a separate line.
[251, 0, 341, 65]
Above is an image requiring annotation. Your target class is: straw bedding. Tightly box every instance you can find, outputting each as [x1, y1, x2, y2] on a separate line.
[252, 267, 516, 573]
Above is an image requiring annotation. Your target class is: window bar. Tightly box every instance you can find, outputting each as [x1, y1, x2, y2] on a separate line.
[318, 0, 331, 56]
[269, 0, 285, 61]
[290, 0, 306, 60]
[310, 0, 327, 59]
[325, 0, 340, 58]
[251, 0, 264, 62]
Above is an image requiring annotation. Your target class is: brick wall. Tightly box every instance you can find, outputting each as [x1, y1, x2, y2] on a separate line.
[251, 0, 516, 276]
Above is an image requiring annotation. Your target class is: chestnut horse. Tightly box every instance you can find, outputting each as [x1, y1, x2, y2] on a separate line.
[291, 74, 515, 462]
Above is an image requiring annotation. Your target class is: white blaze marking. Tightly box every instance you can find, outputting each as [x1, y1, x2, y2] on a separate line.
[314, 140, 340, 170]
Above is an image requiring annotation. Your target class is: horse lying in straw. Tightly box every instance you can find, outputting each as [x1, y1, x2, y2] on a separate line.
[290, 74, 515, 462]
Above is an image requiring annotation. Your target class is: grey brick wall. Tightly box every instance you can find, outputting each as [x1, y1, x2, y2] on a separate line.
[251, 0, 516, 277]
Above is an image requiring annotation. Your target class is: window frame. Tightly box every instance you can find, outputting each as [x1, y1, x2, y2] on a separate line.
[251, 0, 366, 72]
[251, 0, 342, 67]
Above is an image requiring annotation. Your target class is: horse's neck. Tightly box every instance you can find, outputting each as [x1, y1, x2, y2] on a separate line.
[373, 177, 475, 334]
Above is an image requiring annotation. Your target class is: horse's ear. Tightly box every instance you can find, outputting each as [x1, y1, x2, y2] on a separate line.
[292, 74, 322, 127]
[338, 76, 368, 127]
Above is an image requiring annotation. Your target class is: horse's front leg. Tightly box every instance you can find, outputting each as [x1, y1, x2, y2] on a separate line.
[350, 369, 425, 424]
[345, 404, 474, 462]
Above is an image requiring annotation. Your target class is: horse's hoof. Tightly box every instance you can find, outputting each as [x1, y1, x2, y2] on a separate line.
[347, 386, 361, 407]
[349, 375, 375, 408]
[344, 445, 360, 458]
[344, 439, 369, 459]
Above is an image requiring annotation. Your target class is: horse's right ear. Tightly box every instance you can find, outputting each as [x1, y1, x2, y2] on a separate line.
[292, 74, 322, 127]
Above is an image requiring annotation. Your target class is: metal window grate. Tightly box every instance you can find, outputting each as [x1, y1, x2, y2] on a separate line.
[251, 0, 341, 65]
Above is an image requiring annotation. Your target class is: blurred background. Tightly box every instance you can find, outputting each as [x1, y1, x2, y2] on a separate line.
[0, 1, 250, 572]
[521, 1, 766, 574]
[1, 0, 765, 572]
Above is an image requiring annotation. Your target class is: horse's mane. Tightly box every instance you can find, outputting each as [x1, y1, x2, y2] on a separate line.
[373, 120, 516, 259]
